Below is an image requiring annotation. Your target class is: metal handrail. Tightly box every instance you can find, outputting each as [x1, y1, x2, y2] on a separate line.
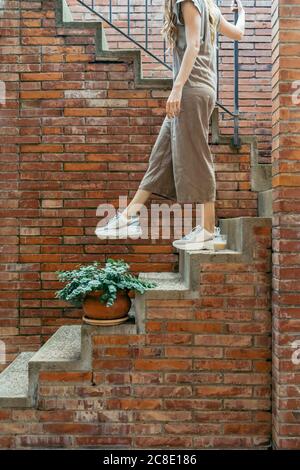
[75, 0, 240, 146]
[77, 0, 172, 71]
[216, 0, 240, 146]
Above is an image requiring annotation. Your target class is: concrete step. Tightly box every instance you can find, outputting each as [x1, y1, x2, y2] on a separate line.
[182, 217, 271, 289]
[135, 272, 198, 333]
[0, 314, 139, 407]
[145, 218, 272, 291]
[0, 325, 86, 408]
[135, 217, 272, 332]
[136, 219, 249, 331]
[139, 272, 189, 293]
[28, 325, 88, 402]
[0, 352, 35, 407]
[29, 325, 82, 367]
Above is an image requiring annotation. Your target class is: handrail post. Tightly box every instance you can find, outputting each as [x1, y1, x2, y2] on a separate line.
[145, 0, 148, 49]
[128, 0, 130, 35]
[216, 0, 220, 102]
[232, 2, 241, 148]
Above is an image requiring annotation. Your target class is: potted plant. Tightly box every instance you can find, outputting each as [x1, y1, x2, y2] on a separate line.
[55, 259, 156, 326]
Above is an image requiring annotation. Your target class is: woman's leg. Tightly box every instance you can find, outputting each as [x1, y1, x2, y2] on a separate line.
[122, 189, 152, 218]
[203, 201, 215, 233]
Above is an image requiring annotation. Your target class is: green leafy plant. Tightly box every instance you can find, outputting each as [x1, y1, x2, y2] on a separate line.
[55, 259, 157, 307]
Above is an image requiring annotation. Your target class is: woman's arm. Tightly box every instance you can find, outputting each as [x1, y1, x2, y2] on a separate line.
[218, 0, 245, 41]
[166, 0, 202, 119]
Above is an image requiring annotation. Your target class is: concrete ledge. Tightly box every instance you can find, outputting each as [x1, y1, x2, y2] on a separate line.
[62, 0, 73, 22]
[211, 131, 272, 193]
[251, 165, 272, 192]
[247, 137, 272, 192]
[259, 189, 273, 217]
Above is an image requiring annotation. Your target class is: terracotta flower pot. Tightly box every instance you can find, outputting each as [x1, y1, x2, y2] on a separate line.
[82, 289, 131, 322]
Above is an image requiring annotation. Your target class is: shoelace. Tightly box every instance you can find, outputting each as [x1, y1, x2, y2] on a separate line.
[106, 211, 139, 229]
[182, 225, 203, 240]
[182, 225, 219, 241]
[106, 211, 121, 228]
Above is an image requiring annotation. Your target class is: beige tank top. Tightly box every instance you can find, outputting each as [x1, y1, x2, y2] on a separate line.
[172, 0, 221, 91]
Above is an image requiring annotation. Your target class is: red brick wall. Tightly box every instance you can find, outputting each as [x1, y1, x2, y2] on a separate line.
[272, 0, 300, 450]
[0, 0, 270, 363]
[0, 220, 272, 449]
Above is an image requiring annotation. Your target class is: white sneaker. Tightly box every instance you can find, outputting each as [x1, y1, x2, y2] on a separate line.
[172, 225, 215, 250]
[95, 211, 142, 239]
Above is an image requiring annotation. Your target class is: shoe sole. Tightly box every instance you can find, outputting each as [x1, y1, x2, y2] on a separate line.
[173, 239, 214, 251]
[95, 228, 142, 239]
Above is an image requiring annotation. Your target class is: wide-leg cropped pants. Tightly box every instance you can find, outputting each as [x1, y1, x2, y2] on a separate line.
[138, 83, 217, 204]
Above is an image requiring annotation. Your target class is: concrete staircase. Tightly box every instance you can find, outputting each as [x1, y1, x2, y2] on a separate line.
[0, 216, 271, 410]
[0, 326, 84, 408]
[0, 0, 274, 449]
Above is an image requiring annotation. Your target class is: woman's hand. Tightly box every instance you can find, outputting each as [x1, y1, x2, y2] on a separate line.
[166, 85, 182, 119]
[231, 0, 244, 13]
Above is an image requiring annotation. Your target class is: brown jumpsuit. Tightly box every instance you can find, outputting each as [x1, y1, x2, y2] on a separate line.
[138, 0, 221, 204]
